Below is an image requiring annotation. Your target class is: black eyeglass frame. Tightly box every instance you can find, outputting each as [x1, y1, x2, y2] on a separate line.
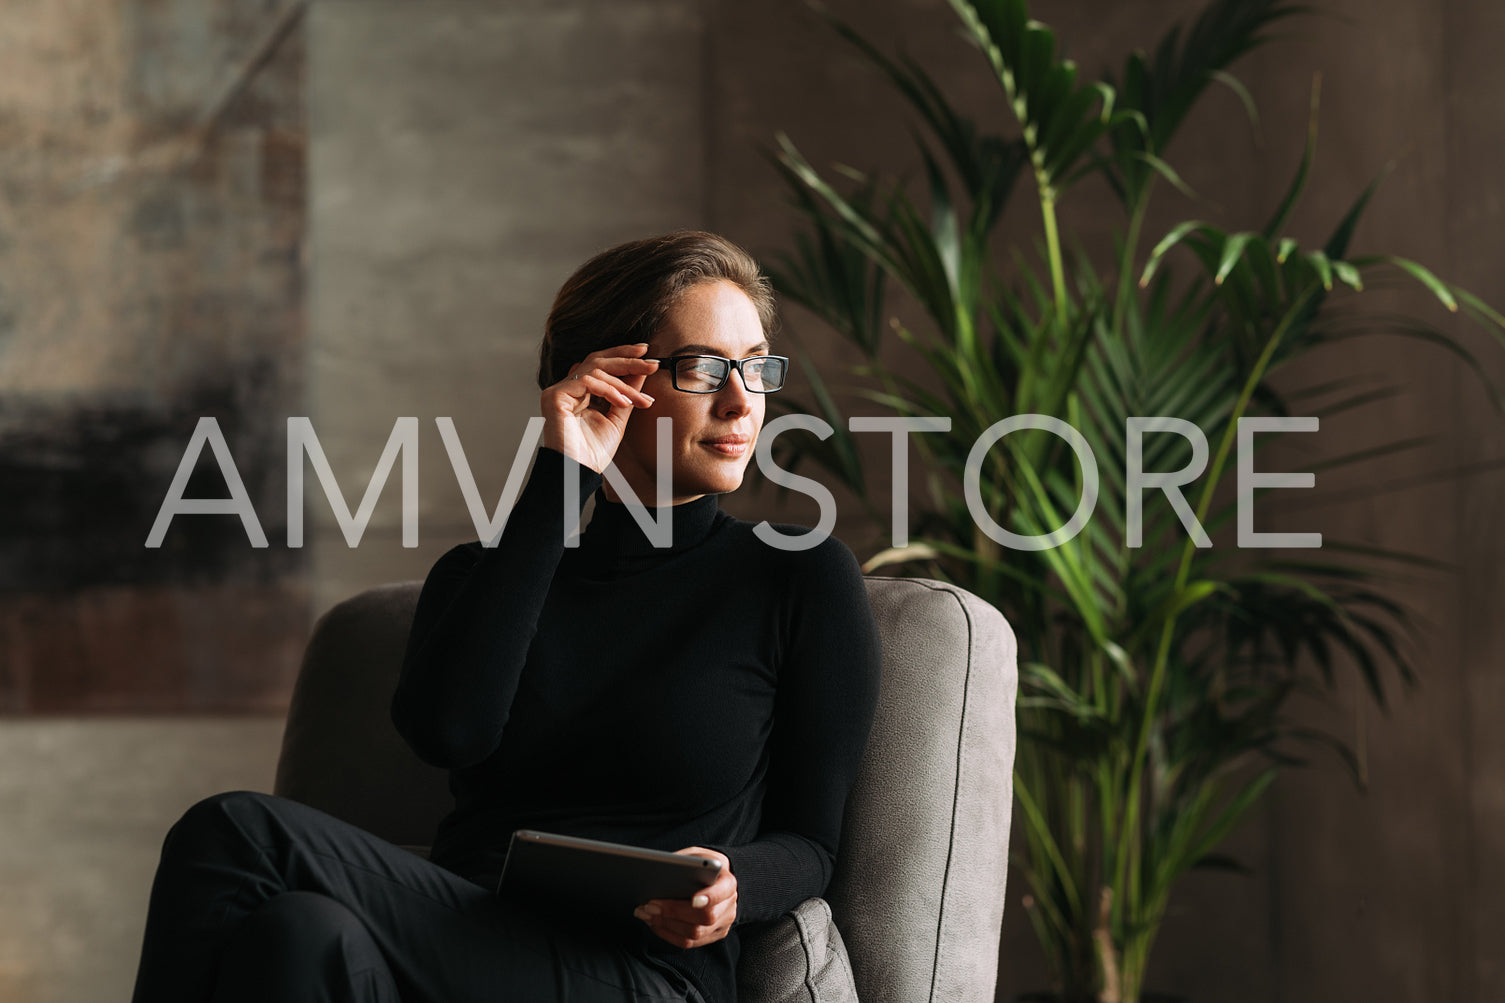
[644, 354, 790, 394]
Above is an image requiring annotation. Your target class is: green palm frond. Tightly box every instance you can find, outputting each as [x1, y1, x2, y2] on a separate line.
[1107, 0, 1305, 205]
[768, 2, 1505, 999]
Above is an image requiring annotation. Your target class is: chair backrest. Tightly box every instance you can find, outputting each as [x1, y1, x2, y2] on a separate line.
[275, 576, 1018, 1002]
[830, 577, 1018, 1002]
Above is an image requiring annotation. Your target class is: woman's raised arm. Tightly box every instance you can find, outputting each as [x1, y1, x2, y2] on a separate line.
[390, 345, 658, 768]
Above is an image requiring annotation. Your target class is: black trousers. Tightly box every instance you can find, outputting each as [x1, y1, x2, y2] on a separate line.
[129, 790, 702, 1003]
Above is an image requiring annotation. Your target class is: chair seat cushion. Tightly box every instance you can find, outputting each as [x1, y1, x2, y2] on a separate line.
[736, 897, 858, 1003]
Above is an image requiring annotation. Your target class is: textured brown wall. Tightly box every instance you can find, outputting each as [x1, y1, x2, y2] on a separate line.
[0, 0, 308, 712]
[1229, 2, 1505, 1000]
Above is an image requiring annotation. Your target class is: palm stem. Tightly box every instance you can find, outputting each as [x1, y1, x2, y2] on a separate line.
[1110, 285, 1319, 932]
[1040, 183, 1070, 324]
[1114, 197, 1150, 336]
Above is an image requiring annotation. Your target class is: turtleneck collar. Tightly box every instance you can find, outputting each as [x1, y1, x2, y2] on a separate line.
[578, 488, 723, 563]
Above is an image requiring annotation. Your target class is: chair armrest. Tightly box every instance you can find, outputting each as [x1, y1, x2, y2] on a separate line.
[737, 897, 858, 1003]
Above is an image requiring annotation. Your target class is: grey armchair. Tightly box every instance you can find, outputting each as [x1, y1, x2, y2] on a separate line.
[274, 575, 1018, 1002]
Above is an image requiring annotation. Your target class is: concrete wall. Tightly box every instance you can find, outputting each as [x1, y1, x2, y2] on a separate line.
[0, 720, 282, 1003]
[306, 0, 710, 613]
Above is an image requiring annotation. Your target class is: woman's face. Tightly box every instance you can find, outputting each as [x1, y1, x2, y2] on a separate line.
[605, 279, 768, 506]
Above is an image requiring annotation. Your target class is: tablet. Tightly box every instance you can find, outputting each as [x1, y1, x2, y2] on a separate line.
[496, 830, 723, 918]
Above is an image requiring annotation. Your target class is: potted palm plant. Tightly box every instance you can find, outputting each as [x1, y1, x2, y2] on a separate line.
[764, 0, 1505, 1000]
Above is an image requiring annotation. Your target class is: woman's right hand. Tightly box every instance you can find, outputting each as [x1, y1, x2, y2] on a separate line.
[540, 343, 659, 473]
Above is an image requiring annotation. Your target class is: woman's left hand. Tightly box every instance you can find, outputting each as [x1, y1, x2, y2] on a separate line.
[634, 847, 737, 949]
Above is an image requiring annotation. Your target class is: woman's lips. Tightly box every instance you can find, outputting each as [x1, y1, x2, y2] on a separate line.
[702, 437, 750, 457]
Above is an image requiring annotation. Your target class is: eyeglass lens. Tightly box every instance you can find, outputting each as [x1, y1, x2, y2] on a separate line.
[672, 356, 786, 393]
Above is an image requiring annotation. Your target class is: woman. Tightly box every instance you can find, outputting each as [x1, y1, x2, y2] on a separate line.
[130, 231, 882, 1003]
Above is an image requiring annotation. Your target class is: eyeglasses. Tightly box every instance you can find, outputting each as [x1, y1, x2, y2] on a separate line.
[646, 354, 789, 394]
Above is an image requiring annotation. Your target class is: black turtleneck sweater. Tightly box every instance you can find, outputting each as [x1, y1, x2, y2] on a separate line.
[390, 447, 882, 1002]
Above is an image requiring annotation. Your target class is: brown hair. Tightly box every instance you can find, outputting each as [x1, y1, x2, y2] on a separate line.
[537, 231, 777, 389]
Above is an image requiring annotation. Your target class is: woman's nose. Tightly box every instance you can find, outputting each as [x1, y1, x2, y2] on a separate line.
[716, 369, 755, 417]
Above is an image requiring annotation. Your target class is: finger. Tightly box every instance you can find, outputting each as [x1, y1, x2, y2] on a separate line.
[570, 373, 653, 410]
[643, 902, 701, 927]
[571, 345, 658, 382]
[568, 358, 660, 386]
[549, 374, 628, 414]
[587, 360, 657, 397]
[705, 867, 737, 899]
[633, 906, 701, 947]
[689, 881, 730, 910]
[659, 920, 715, 944]
[699, 874, 737, 908]
[569, 370, 655, 408]
[636, 896, 736, 948]
[573, 343, 654, 379]
[666, 879, 728, 911]
[645, 892, 734, 928]
[667, 848, 735, 908]
[642, 914, 720, 948]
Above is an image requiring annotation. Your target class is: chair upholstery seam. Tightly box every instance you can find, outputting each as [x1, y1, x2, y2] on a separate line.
[917, 581, 975, 1003]
[796, 906, 820, 1003]
[832, 913, 857, 998]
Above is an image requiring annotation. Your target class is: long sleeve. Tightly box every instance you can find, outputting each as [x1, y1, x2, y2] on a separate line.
[710, 535, 882, 924]
[390, 447, 602, 769]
